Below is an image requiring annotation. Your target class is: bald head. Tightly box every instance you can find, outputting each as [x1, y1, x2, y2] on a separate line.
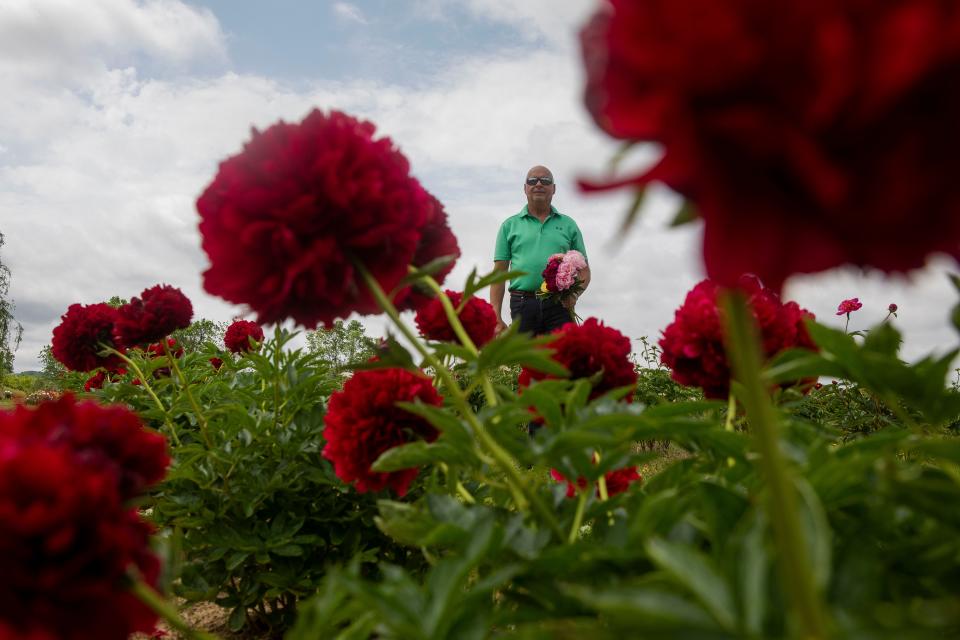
[524, 165, 556, 213]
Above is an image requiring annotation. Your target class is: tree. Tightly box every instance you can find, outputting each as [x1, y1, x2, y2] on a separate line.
[172, 318, 228, 351]
[0, 232, 22, 376]
[305, 319, 376, 373]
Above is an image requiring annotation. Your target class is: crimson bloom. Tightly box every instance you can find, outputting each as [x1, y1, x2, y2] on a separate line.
[114, 285, 193, 347]
[550, 466, 642, 499]
[836, 298, 863, 315]
[0, 396, 167, 639]
[580, 1, 960, 290]
[659, 275, 816, 399]
[888, 303, 898, 314]
[209, 357, 224, 370]
[519, 318, 637, 401]
[322, 367, 442, 496]
[51, 303, 124, 372]
[541, 255, 563, 293]
[396, 194, 461, 312]
[198, 109, 441, 328]
[224, 320, 265, 354]
[148, 337, 183, 359]
[414, 291, 497, 348]
[84, 370, 107, 392]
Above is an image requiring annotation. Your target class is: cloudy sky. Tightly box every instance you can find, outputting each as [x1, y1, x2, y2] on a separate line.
[1, 0, 957, 372]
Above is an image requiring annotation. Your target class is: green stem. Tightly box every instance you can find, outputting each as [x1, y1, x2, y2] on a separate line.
[568, 486, 589, 544]
[721, 291, 828, 639]
[456, 481, 477, 504]
[419, 272, 499, 408]
[272, 326, 282, 432]
[131, 579, 220, 640]
[359, 263, 564, 540]
[104, 346, 180, 446]
[725, 391, 736, 432]
[163, 340, 213, 449]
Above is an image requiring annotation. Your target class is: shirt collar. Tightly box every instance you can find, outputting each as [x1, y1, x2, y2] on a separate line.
[520, 205, 559, 219]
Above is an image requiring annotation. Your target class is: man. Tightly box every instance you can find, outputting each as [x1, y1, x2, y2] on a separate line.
[491, 165, 590, 335]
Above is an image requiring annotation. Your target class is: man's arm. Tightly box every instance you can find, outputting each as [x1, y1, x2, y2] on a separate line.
[491, 260, 510, 333]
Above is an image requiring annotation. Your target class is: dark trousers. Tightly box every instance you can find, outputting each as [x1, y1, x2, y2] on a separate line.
[510, 292, 572, 438]
[509, 293, 572, 336]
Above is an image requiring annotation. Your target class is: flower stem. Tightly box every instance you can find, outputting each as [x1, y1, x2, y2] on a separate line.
[104, 346, 180, 446]
[568, 487, 589, 543]
[418, 272, 499, 408]
[720, 291, 828, 639]
[131, 579, 220, 640]
[163, 340, 213, 449]
[358, 263, 564, 540]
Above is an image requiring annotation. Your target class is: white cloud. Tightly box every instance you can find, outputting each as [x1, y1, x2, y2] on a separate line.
[2, 1, 956, 375]
[332, 2, 368, 25]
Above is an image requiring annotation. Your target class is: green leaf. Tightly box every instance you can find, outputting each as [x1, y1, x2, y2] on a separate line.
[862, 322, 902, 357]
[397, 254, 458, 287]
[271, 544, 304, 557]
[645, 537, 736, 630]
[670, 200, 699, 227]
[370, 440, 471, 472]
[463, 267, 527, 301]
[394, 401, 473, 446]
[561, 583, 719, 630]
[228, 605, 247, 632]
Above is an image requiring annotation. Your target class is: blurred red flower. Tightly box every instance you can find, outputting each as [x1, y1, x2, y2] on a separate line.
[147, 337, 183, 359]
[550, 466, 642, 499]
[0, 396, 166, 639]
[198, 109, 439, 328]
[51, 303, 125, 372]
[396, 194, 461, 312]
[659, 275, 816, 398]
[84, 370, 107, 392]
[224, 320, 265, 354]
[415, 291, 497, 348]
[209, 357, 224, 370]
[114, 285, 193, 347]
[580, 1, 960, 289]
[519, 317, 637, 401]
[322, 367, 442, 496]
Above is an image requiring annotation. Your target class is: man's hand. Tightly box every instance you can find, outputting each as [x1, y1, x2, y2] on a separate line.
[561, 294, 578, 310]
[495, 318, 508, 334]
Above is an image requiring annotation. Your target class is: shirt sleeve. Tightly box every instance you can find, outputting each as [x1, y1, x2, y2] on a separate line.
[493, 220, 511, 261]
[571, 222, 587, 262]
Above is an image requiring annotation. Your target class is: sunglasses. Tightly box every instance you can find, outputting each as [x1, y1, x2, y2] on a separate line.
[525, 176, 554, 186]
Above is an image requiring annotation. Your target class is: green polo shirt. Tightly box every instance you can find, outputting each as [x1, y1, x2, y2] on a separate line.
[494, 205, 588, 292]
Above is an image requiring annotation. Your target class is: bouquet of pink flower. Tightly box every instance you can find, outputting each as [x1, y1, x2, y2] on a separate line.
[539, 249, 587, 320]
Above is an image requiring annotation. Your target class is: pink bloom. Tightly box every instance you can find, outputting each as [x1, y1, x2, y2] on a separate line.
[836, 298, 863, 315]
[556, 250, 588, 291]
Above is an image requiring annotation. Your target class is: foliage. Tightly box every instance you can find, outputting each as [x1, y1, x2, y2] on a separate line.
[306, 319, 377, 375]
[281, 274, 960, 640]
[171, 317, 228, 352]
[0, 231, 23, 377]
[0, 373, 42, 393]
[91, 329, 423, 635]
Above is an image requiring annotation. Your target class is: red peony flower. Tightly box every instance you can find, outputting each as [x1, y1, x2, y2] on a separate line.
[84, 370, 107, 392]
[114, 285, 193, 348]
[147, 337, 183, 359]
[550, 466, 642, 499]
[888, 303, 898, 314]
[198, 109, 439, 328]
[414, 291, 497, 348]
[836, 298, 863, 315]
[322, 367, 442, 496]
[51, 303, 124, 373]
[6, 394, 170, 501]
[224, 320, 265, 354]
[519, 317, 638, 401]
[659, 275, 817, 399]
[541, 255, 563, 293]
[209, 357, 224, 370]
[0, 396, 166, 639]
[396, 194, 462, 312]
[580, 1, 960, 290]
